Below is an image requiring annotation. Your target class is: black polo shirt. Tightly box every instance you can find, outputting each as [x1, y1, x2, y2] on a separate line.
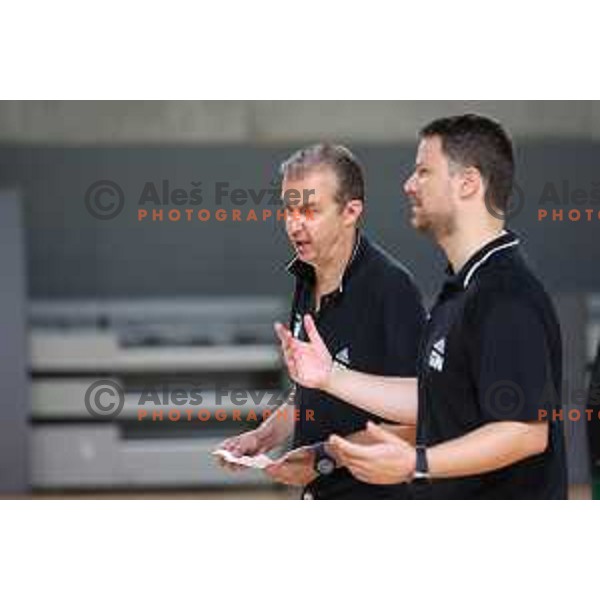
[414, 230, 567, 499]
[286, 231, 426, 499]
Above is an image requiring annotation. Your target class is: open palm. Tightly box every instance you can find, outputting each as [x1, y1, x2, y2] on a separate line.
[274, 314, 332, 389]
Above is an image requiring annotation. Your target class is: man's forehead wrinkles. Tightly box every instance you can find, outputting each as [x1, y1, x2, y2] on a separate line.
[282, 195, 318, 208]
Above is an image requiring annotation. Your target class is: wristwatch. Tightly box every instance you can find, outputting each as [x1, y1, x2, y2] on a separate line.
[412, 445, 430, 481]
[313, 442, 336, 476]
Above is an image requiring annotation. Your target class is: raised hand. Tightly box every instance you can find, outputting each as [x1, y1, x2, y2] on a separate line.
[274, 314, 333, 389]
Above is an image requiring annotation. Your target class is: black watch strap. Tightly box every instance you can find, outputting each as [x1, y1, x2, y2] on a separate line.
[314, 442, 336, 476]
[413, 445, 430, 481]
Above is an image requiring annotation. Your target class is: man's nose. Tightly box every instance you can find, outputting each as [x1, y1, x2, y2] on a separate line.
[404, 173, 416, 196]
[287, 210, 304, 232]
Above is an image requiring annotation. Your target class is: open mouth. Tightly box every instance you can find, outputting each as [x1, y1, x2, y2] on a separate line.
[294, 240, 310, 254]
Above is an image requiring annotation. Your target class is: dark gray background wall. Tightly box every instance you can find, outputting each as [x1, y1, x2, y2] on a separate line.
[0, 190, 29, 493]
[0, 141, 598, 301]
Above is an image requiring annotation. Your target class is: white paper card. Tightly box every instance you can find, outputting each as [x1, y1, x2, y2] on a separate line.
[212, 448, 274, 469]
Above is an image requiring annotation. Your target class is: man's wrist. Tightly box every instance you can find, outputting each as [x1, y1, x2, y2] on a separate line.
[313, 441, 337, 476]
[322, 359, 343, 394]
[410, 447, 417, 479]
[254, 425, 274, 451]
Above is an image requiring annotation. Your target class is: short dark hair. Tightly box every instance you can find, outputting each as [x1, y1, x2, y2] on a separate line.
[420, 114, 515, 213]
[280, 143, 365, 207]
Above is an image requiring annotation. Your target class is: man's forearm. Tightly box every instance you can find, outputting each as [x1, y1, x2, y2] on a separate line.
[323, 364, 418, 424]
[255, 395, 296, 450]
[427, 421, 549, 479]
[347, 423, 416, 446]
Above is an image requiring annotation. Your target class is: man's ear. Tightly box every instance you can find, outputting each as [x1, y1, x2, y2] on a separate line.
[343, 199, 364, 225]
[460, 166, 483, 201]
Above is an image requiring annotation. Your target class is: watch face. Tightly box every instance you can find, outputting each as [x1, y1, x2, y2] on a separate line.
[316, 457, 335, 476]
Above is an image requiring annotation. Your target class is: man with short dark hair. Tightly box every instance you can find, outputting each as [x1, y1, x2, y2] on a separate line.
[216, 143, 426, 499]
[276, 116, 568, 499]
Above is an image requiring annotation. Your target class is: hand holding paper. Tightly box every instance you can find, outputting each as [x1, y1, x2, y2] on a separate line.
[212, 448, 274, 469]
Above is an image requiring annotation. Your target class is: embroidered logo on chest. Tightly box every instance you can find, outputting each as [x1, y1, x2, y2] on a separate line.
[428, 337, 446, 372]
[334, 346, 351, 369]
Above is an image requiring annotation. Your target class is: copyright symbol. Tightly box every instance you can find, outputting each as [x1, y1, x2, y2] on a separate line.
[84, 380, 125, 419]
[485, 182, 525, 221]
[483, 380, 525, 420]
[85, 180, 125, 220]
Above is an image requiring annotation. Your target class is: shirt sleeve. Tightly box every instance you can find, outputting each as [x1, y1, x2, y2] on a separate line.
[471, 295, 556, 423]
[380, 271, 427, 377]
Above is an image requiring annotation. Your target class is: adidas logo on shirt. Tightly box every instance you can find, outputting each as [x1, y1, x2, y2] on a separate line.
[334, 346, 350, 369]
[428, 337, 446, 372]
[433, 338, 445, 355]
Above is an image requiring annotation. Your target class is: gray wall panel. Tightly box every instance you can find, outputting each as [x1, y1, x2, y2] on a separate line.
[0, 190, 29, 493]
